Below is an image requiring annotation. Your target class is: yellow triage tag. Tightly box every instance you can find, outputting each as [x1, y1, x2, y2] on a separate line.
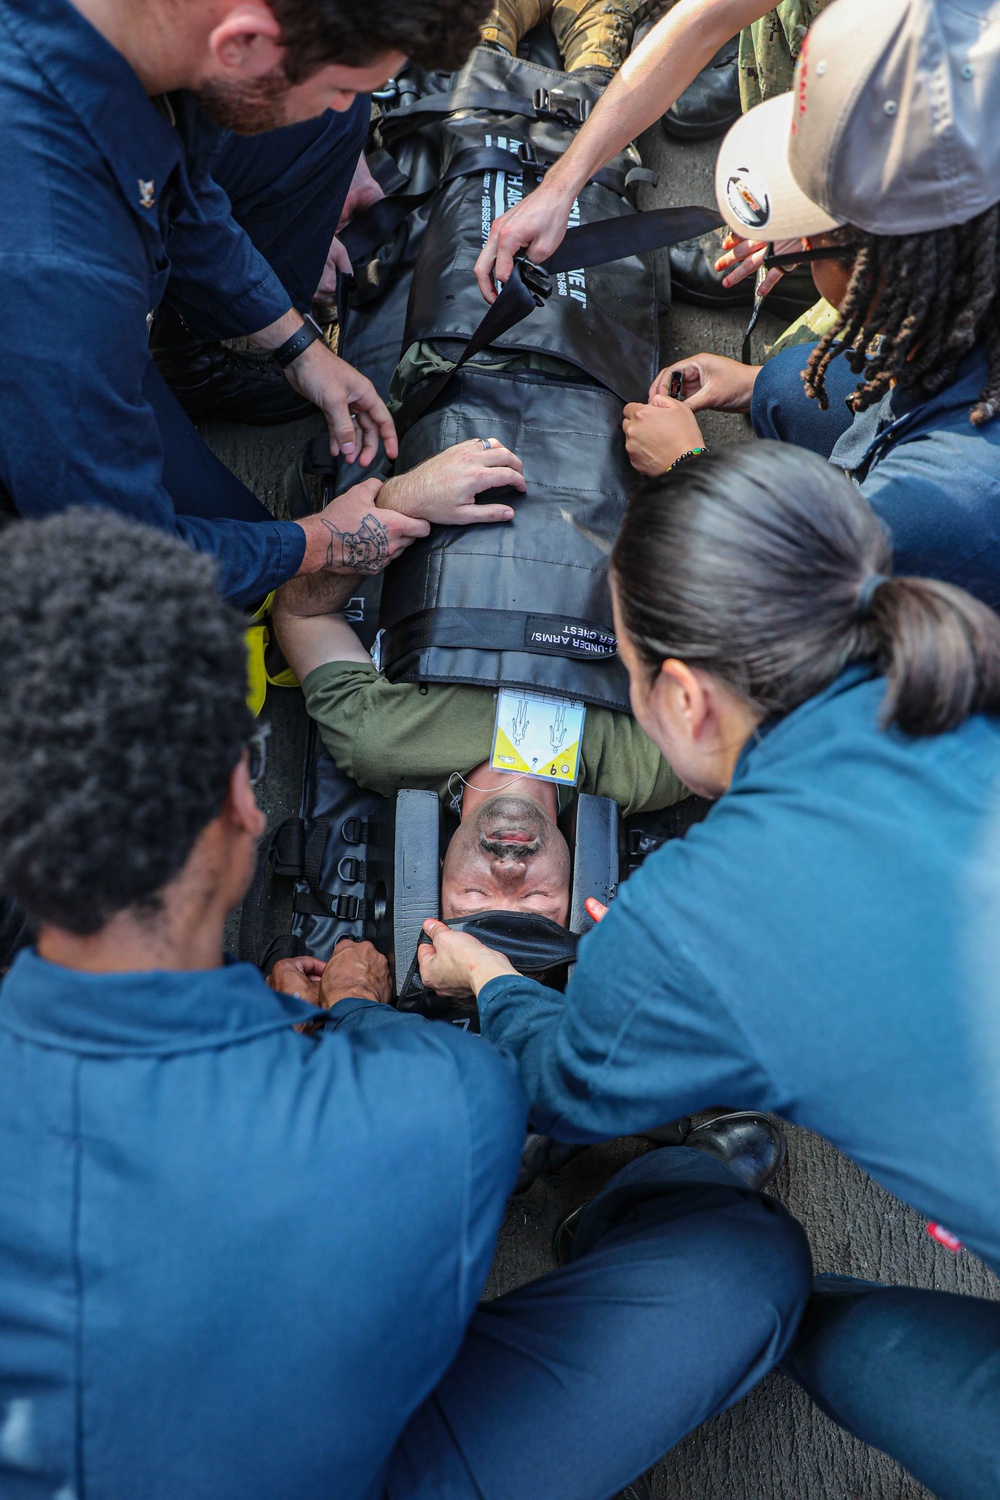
[490, 688, 586, 787]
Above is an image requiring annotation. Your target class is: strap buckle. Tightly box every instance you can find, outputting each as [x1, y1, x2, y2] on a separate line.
[372, 75, 422, 108]
[516, 140, 546, 176]
[517, 256, 553, 304]
[330, 893, 362, 921]
[532, 87, 591, 125]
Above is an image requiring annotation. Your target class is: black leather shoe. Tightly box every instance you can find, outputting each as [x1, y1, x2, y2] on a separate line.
[663, 37, 740, 141]
[683, 1110, 786, 1191]
[552, 1111, 785, 1265]
[150, 305, 317, 426]
[670, 230, 820, 322]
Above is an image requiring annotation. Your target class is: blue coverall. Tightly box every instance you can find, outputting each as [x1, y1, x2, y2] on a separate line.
[752, 343, 1000, 608]
[478, 666, 1000, 1500]
[0, 953, 810, 1500]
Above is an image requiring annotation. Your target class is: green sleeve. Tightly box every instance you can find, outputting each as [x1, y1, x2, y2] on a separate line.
[302, 662, 688, 815]
[577, 707, 689, 817]
[300, 661, 498, 799]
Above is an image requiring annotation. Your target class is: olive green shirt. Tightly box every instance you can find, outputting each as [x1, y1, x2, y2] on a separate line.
[302, 661, 687, 817]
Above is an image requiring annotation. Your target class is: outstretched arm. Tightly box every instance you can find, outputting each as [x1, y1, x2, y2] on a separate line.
[272, 566, 372, 680]
[474, 0, 773, 301]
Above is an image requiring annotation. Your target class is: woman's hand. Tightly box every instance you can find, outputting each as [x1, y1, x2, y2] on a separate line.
[416, 919, 518, 998]
[714, 233, 804, 299]
[650, 354, 759, 415]
[474, 180, 576, 303]
[622, 396, 707, 476]
[378, 439, 525, 526]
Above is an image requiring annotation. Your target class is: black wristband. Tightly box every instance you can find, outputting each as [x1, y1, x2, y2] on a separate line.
[271, 314, 323, 369]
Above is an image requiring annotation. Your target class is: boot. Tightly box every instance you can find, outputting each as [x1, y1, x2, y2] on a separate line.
[662, 36, 741, 140]
[553, 1110, 786, 1265]
[150, 305, 317, 426]
[670, 229, 820, 321]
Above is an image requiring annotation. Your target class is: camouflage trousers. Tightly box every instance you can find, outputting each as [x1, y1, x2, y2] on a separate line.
[480, 0, 641, 73]
[482, 0, 834, 101]
[738, 0, 832, 110]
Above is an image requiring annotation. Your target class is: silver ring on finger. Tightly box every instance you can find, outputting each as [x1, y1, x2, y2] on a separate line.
[478, 437, 493, 450]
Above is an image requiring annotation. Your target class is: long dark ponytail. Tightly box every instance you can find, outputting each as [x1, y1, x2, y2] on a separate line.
[611, 442, 1000, 736]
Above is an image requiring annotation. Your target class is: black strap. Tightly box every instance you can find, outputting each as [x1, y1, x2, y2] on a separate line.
[340, 144, 651, 269]
[398, 202, 724, 432]
[381, 607, 618, 671]
[546, 204, 723, 273]
[258, 933, 305, 978]
[340, 145, 530, 266]
[377, 83, 561, 141]
[400, 910, 579, 1000]
[271, 314, 323, 369]
[741, 293, 765, 366]
[399, 258, 547, 430]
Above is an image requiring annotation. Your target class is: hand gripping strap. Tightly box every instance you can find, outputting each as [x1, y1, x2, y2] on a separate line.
[397, 202, 724, 433]
[339, 145, 658, 270]
[399, 909, 579, 1002]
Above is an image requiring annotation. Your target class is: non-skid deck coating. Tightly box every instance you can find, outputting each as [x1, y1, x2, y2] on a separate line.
[216, 123, 1000, 1500]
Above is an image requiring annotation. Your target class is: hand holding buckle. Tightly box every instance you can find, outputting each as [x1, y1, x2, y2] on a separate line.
[516, 256, 553, 305]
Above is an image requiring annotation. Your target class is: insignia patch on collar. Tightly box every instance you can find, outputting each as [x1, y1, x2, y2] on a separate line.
[138, 179, 156, 210]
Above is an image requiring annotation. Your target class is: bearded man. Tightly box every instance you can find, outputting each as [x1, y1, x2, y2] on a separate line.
[0, 0, 486, 606]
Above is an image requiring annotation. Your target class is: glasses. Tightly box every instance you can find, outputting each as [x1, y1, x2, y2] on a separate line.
[247, 722, 271, 788]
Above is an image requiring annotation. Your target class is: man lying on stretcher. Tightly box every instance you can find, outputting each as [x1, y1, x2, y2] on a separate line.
[273, 446, 686, 926]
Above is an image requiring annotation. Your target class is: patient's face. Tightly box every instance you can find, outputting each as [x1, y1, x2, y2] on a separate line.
[441, 793, 571, 925]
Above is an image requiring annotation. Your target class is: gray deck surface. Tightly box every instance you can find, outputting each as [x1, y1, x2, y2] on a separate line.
[212, 123, 1000, 1500]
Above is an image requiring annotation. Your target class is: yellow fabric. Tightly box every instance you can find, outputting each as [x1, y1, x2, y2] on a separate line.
[245, 592, 299, 717]
[765, 296, 841, 361]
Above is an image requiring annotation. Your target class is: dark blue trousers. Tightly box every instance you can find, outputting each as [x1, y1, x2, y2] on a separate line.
[785, 1274, 1000, 1500]
[386, 1147, 814, 1499]
[156, 99, 369, 527]
[751, 342, 858, 457]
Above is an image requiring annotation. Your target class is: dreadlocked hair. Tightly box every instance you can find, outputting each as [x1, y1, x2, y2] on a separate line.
[803, 203, 1000, 427]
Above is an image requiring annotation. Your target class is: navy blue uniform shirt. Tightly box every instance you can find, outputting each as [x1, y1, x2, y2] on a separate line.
[752, 345, 1000, 607]
[0, 953, 526, 1498]
[0, 0, 307, 604]
[480, 668, 1000, 1274]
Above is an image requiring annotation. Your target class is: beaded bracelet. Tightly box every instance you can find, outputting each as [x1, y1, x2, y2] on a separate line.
[666, 445, 710, 473]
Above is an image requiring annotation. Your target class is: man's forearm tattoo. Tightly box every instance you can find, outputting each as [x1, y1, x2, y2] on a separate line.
[320, 512, 389, 574]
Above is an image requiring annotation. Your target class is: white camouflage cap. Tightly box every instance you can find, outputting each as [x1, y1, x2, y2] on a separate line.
[715, 0, 1000, 241]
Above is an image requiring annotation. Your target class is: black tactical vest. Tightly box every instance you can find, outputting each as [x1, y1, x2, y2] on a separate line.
[373, 46, 663, 712]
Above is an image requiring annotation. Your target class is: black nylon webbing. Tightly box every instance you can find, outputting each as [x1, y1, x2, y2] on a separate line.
[547, 204, 724, 273]
[398, 261, 544, 430]
[381, 607, 619, 668]
[377, 84, 539, 138]
[397, 202, 724, 432]
[340, 145, 646, 268]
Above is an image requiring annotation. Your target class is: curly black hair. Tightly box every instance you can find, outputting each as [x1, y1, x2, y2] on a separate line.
[804, 204, 1000, 426]
[0, 511, 253, 935]
[270, 0, 491, 80]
